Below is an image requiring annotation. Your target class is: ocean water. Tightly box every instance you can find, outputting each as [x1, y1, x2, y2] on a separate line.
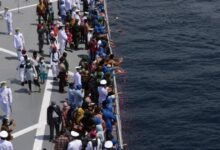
[108, 0, 220, 149]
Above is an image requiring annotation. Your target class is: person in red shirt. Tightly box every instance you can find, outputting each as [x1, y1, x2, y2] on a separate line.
[88, 36, 97, 62]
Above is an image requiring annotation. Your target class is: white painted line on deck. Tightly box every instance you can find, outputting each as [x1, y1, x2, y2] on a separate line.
[32, 69, 53, 150]
[12, 124, 38, 138]
[0, 0, 57, 14]
[0, 47, 17, 56]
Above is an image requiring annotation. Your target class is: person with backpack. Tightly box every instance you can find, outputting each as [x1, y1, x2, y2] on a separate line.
[84, 131, 102, 150]
[24, 55, 41, 94]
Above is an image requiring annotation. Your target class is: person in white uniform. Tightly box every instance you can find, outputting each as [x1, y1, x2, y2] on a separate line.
[58, 25, 67, 55]
[98, 79, 108, 105]
[0, 81, 13, 119]
[67, 131, 82, 150]
[13, 28, 25, 60]
[0, 131, 14, 150]
[3, 7, 13, 35]
[72, 66, 82, 89]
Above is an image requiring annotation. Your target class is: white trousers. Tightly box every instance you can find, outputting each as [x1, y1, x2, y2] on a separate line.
[19, 68, 25, 82]
[52, 62, 59, 78]
[17, 50, 22, 61]
[0, 102, 11, 119]
[6, 21, 13, 34]
[59, 41, 66, 55]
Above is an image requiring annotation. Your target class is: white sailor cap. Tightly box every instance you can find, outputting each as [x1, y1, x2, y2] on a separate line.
[72, 3, 77, 7]
[98, 40, 102, 45]
[104, 140, 113, 148]
[15, 28, 20, 32]
[71, 131, 79, 137]
[100, 79, 107, 85]
[76, 9, 80, 12]
[83, 16, 87, 20]
[108, 94, 116, 99]
[75, 66, 82, 69]
[0, 81, 7, 86]
[84, 11, 89, 15]
[0, 81, 7, 84]
[0, 131, 8, 138]
[88, 28, 94, 31]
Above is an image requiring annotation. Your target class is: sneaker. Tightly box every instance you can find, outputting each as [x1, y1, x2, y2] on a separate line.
[9, 32, 12, 35]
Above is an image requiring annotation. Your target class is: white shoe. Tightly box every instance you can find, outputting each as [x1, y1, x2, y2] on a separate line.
[9, 32, 12, 35]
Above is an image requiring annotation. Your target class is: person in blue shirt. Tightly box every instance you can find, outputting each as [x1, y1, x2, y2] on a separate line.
[102, 104, 116, 138]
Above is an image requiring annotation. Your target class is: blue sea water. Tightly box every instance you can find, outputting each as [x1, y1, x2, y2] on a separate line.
[108, 0, 220, 149]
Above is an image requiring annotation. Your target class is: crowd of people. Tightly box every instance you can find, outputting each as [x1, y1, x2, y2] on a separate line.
[0, 0, 125, 149]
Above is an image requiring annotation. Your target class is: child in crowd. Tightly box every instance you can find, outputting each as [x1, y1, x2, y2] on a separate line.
[39, 57, 48, 84]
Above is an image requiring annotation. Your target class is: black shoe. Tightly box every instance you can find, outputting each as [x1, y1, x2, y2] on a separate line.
[53, 77, 57, 81]
[21, 82, 24, 86]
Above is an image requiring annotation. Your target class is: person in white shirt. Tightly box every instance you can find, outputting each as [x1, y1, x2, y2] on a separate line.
[75, 10, 81, 26]
[50, 46, 60, 80]
[0, 130, 14, 150]
[13, 28, 25, 60]
[65, 0, 72, 12]
[67, 131, 82, 150]
[87, 28, 93, 45]
[98, 79, 108, 105]
[0, 81, 13, 119]
[58, 25, 67, 55]
[3, 7, 13, 35]
[72, 66, 82, 89]
[75, 0, 80, 10]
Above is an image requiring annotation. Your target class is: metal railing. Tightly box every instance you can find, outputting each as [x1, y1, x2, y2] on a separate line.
[104, 0, 124, 149]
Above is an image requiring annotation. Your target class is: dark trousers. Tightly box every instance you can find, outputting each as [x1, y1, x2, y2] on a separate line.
[39, 39, 44, 52]
[49, 118, 60, 140]
[38, 15, 46, 24]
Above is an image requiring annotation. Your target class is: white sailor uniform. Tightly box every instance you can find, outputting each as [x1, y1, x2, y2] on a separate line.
[0, 86, 13, 119]
[13, 32, 25, 60]
[3, 10, 13, 35]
